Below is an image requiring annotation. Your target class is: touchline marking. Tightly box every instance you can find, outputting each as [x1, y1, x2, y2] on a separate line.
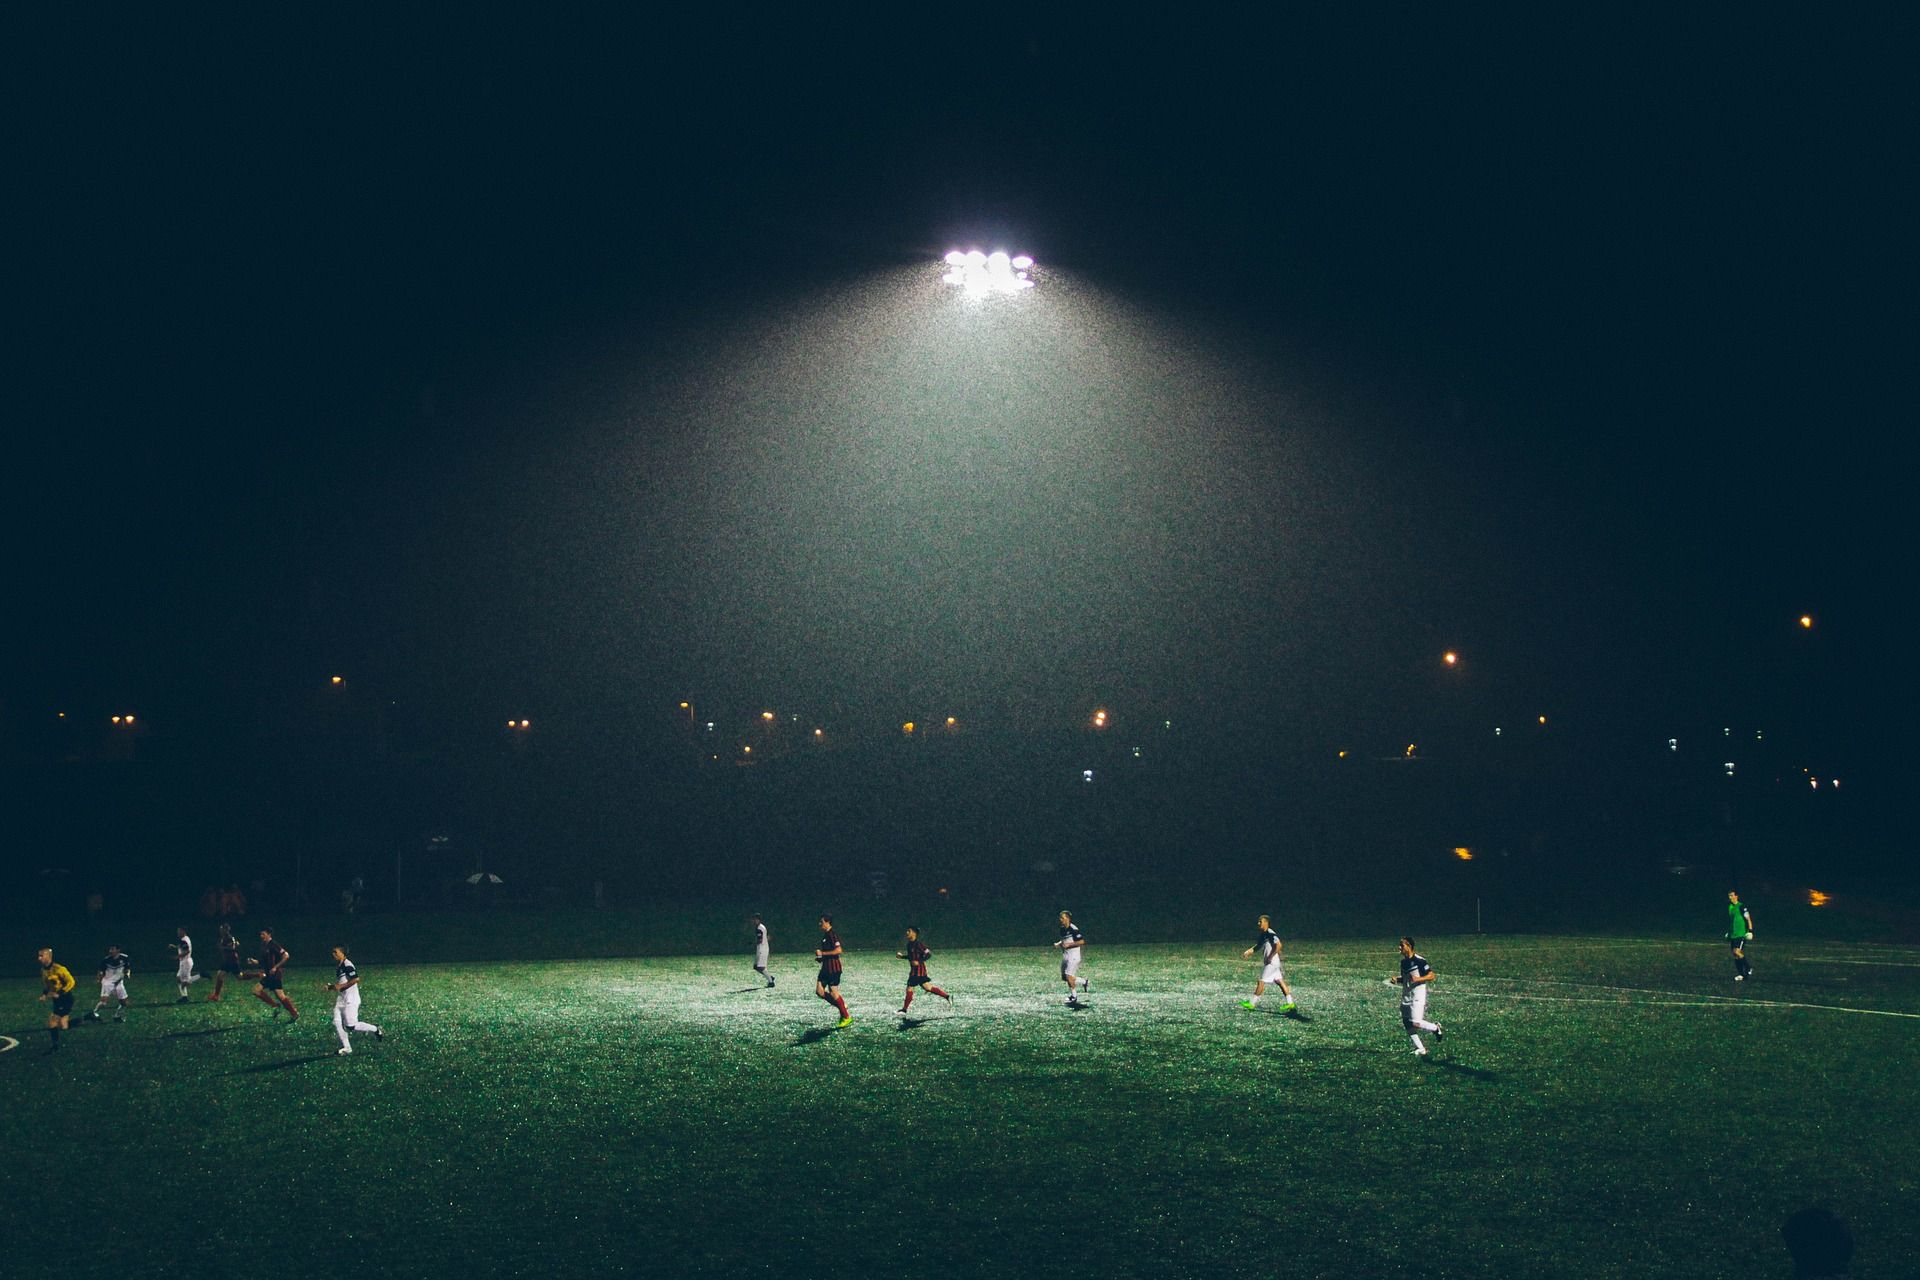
[1448, 985, 1920, 1020]
[0, 1035, 17, 1054]
[1799, 958, 1920, 968]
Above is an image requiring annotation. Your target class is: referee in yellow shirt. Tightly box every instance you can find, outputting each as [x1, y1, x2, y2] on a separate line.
[38, 948, 76, 1053]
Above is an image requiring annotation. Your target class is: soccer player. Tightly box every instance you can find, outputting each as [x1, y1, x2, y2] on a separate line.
[1391, 937, 1443, 1057]
[812, 914, 851, 1027]
[1726, 890, 1755, 982]
[37, 948, 76, 1052]
[87, 944, 133, 1022]
[248, 928, 299, 1022]
[1053, 910, 1091, 1006]
[171, 926, 202, 1002]
[323, 946, 383, 1055]
[1239, 914, 1298, 1014]
[208, 923, 242, 1001]
[895, 926, 951, 1013]
[750, 913, 773, 988]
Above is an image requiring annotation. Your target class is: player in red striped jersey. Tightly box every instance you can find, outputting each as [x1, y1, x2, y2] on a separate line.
[895, 926, 951, 1013]
[813, 915, 851, 1027]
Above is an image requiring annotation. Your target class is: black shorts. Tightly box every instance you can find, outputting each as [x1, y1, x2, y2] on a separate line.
[51, 992, 75, 1017]
[258, 972, 284, 991]
[220, 958, 242, 975]
[816, 965, 842, 988]
[906, 974, 931, 988]
[1729, 937, 1748, 951]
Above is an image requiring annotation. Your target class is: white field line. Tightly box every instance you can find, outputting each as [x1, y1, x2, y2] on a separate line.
[1798, 958, 1920, 968]
[0, 1035, 17, 1053]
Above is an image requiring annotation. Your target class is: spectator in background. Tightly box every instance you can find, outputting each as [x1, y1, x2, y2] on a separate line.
[1781, 1207, 1852, 1278]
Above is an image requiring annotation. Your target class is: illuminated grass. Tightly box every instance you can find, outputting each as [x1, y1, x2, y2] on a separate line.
[4, 936, 1915, 1278]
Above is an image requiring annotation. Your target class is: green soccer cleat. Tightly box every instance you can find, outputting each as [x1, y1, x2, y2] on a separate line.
[836, 1016, 853, 1028]
[1239, 1000, 1257, 1010]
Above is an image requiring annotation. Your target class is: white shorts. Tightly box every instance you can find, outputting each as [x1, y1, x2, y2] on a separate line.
[335, 988, 362, 1020]
[754, 946, 770, 969]
[1402, 986, 1429, 1023]
[177, 956, 194, 982]
[1261, 960, 1287, 985]
[1061, 949, 1082, 979]
[100, 979, 128, 1001]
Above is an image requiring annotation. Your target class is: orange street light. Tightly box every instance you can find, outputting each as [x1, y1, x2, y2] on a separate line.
[1091, 708, 1108, 729]
[330, 675, 344, 686]
[1799, 615, 1813, 629]
[1443, 651, 1458, 666]
[1453, 847, 1474, 861]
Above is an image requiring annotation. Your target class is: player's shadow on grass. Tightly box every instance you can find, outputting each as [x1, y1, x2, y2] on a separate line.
[230, 1052, 336, 1074]
[164, 1025, 239, 1039]
[896, 1017, 929, 1030]
[1429, 1059, 1497, 1082]
[728, 986, 769, 995]
[791, 1027, 839, 1047]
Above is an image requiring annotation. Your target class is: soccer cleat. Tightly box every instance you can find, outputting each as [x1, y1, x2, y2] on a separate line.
[836, 1016, 853, 1028]
[1413, 1046, 1429, 1057]
[373, 1027, 382, 1040]
[1432, 1024, 1444, 1043]
[1239, 1000, 1258, 1010]
[337, 1046, 353, 1056]
[898, 1006, 910, 1014]
[176, 996, 191, 1004]
[84, 1012, 101, 1022]
[1734, 974, 1744, 982]
[767, 979, 776, 988]
[1082, 978, 1092, 993]
[940, 991, 952, 1003]
[1281, 1002, 1297, 1012]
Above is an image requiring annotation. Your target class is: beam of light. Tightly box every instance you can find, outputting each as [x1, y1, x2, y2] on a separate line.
[941, 247, 1036, 295]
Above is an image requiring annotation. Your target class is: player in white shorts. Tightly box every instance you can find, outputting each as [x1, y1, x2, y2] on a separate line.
[170, 926, 202, 1002]
[1239, 915, 1298, 1014]
[324, 946, 383, 1055]
[1053, 910, 1091, 1006]
[89, 945, 133, 1022]
[750, 913, 774, 988]
[1391, 937, 1444, 1057]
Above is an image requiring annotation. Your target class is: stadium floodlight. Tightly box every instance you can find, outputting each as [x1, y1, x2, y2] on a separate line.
[942, 247, 1036, 295]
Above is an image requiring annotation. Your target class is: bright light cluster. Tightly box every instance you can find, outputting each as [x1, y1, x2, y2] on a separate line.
[942, 249, 1035, 295]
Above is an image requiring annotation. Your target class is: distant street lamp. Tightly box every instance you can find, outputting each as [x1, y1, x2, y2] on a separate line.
[942, 249, 1037, 296]
[1799, 614, 1814, 629]
[331, 675, 344, 686]
[1442, 651, 1459, 667]
[1091, 708, 1108, 730]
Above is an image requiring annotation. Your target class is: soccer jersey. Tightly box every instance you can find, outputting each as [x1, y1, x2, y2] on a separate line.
[175, 935, 192, 958]
[1399, 952, 1432, 1002]
[905, 939, 931, 981]
[42, 963, 76, 995]
[219, 935, 241, 965]
[1254, 928, 1280, 962]
[754, 923, 769, 955]
[100, 953, 132, 981]
[261, 942, 288, 975]
[1059, 923, 1084, 953]
[1728, 903, 1752, 940]
[335, 959, 359, 987]
[817, 930, 843, 978]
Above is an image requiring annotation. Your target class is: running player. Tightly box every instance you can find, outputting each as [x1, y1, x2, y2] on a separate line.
[248, 928, 299, 1022]
[1726, 890, 1755, 982]
[207, 923, 242, 1001]
[171, 926, 202, 1002]
[1390, 937, 1443, 1057]
[323, 946, 383, 1055]
[751, 914, 774, 988]
[1239, 914, 1298, 1014]
[813, 914, 851, 1027]
[1053, 910, 1091, 1006]
[37, 948, 76, 1052]
[895, 926, 951, 1013]
[87, 945, 133, 1022]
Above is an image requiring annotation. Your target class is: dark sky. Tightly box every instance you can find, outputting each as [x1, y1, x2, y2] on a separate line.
[9, 10, 1910, 755]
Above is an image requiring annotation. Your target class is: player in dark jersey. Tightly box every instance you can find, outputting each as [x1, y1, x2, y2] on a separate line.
[895, 926, 951, 1013]
[1390, 937, 1443, 1057]
[208, 923, 242, 1001]
[247, 928, 299, 1022]
[37, 948, 76, 1052]
[813, 915, 851, 1027]
[323, 946, 383, 1055]
[1052, 911, 1091, 1006]
[1239, 914, 1298, 1014]
[87, 945, 133, 1022]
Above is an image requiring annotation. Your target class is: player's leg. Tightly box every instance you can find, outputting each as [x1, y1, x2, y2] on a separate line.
[252, 981, 278, 1009]
[333, 998, 354, 1053]
[209, 971, 225, 1000]
[278, 989, 300, 1020]
[927, 982, 950, 1001]
[900, 984, 913, 1012]
[828, 982, 850, 1023]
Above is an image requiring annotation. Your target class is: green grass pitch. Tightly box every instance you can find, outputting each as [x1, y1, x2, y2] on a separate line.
[5, 935, 1915, 1278]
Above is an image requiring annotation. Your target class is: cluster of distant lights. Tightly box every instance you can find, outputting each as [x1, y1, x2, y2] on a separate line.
[942, 249, 1035, 295]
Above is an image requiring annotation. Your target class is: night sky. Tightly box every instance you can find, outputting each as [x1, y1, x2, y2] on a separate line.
[10, 10, 1909, 763]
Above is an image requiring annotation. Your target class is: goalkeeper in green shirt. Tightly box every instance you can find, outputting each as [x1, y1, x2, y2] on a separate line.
[1726, 890, 1755, 981]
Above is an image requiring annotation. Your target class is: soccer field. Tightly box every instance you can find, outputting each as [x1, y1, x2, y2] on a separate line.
[5, 934, 1915, 1279]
